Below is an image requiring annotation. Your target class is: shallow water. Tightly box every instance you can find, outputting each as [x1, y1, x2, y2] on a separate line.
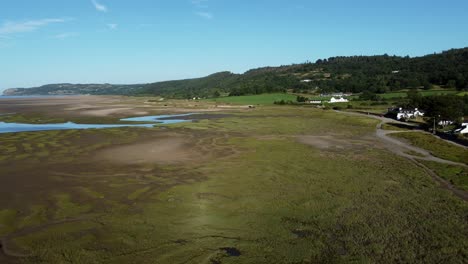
[0, 114, 194, 134]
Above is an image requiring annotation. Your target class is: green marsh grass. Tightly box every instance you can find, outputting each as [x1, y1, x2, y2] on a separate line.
[420, 161, 468, 191]
[390, 132, 468, 164]
[381, 123, 416, 131]
[1, 107, 467, 263]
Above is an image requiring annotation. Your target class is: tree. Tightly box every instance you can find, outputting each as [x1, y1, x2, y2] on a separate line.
[359, 91, 380, 101]
[407, 90, 423, 107]
[447, 80, 456, 89]
[423, 81, 433, 90]
[456, 75, 467, 90]
[408, 78, 421, 88]
[296, 96, 309, 103]
[421, 95, 465, 124]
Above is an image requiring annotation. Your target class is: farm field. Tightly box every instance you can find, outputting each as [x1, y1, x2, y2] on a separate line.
[205, 88, 464, 109]
[209, 93, 297, 105]
[0, 96, 467, 263]
[378, 89, 460, 99]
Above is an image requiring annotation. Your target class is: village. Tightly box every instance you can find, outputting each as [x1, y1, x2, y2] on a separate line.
[303, 93, 468, 136]
[384, 106, 468, 135]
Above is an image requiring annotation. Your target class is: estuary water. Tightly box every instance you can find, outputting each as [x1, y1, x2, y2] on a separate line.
[0, 114, 194, 134]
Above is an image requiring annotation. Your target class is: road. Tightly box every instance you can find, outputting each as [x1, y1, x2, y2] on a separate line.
[337, 111, 468, 200]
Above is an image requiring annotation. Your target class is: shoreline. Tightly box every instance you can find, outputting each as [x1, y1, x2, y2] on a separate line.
[0, 95, 85, 99]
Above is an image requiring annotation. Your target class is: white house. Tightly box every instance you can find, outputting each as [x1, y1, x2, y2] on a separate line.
[309, 100, 322, 104]
[332, 93, 344, 97]
[391, 107, 424, 120]
[301, 79, 312, 83]
[438, 120, 454, 126]
[454, 123, 468, 134]
[329, 97, 349, 103]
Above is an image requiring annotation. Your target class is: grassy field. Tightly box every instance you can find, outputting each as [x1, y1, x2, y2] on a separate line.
[1, 105, 467, 263]
[420, 161, 468, 191]
[390, 132, 468, 164]
[378, 89, 459, 99]
[208, 89, 464, 107]
[306, 95, 360, 101]
[381, 123, 416, 131]
[209, 93, 297, 105]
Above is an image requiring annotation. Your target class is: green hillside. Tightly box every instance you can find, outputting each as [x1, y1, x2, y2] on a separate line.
[4, 47, 468, 98]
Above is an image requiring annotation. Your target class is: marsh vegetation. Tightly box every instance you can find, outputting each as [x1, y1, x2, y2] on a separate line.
[0, 97, 467, 263]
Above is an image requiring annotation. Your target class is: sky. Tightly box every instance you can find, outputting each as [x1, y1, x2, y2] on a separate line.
[0, 0, 467, 91]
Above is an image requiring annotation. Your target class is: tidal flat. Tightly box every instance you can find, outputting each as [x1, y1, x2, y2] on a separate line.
[0, 96, 467, 263]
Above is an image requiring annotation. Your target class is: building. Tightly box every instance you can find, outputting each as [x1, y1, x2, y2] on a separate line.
[454, 123, 468, 134]
[320, 92, 352, 98]
[438, 120, 454, 126]
[329, 97, 349, 103]
[332, 93, 345, 97]
[309, 100, 322, 104]
[388, 107, 425, 121]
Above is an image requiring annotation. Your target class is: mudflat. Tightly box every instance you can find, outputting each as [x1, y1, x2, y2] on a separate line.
[96, 134, 199, 165]
[0, 95, 246, 119]
[0, 96, 467, 264]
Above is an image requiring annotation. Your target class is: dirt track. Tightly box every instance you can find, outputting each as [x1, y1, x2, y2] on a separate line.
[338, 111, 468, 200]
[376, 129, 467, 167]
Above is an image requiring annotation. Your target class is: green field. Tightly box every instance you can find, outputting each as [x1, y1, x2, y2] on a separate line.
[206, 88, 464, 107]
[381, 123, 416, 131]
[420, 161, 468, 191]
[1, 105, 467, 263]
[209, 93, 297, 105]
[378, 89, 459, 99]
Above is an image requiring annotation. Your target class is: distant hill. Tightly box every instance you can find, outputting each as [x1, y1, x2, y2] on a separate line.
[2, 83, 144, 96]
[4, 47, 468, 98]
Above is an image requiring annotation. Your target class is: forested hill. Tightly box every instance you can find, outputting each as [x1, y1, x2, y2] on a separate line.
[2, 83, 144, 96]
[3, 47, 468, 98]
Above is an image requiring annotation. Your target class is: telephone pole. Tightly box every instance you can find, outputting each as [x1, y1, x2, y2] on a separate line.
[433, 115, 440, 135]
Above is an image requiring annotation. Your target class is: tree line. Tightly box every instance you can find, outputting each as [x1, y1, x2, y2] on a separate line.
[137, 48, 468, 98]
[406, 91, 468, 123]
[6, 48, 468, 98]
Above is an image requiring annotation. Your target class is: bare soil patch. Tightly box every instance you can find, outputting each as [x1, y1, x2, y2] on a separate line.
[95, 134, 201, 165]
[297, 135, 352, 149]
[0, 96, 249, 120]
[158, 113, 232, 121]
[78, 107, 149, 117]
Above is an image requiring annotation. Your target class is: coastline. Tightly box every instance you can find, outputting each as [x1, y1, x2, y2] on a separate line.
[0, 95, 83, 99]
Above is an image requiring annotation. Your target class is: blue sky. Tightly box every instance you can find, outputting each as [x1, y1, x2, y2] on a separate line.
[0, 0, 467, 90]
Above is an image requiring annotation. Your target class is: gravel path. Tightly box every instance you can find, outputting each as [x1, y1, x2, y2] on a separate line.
[376, 126, 467, 167]
[337, 111, 468, 200]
